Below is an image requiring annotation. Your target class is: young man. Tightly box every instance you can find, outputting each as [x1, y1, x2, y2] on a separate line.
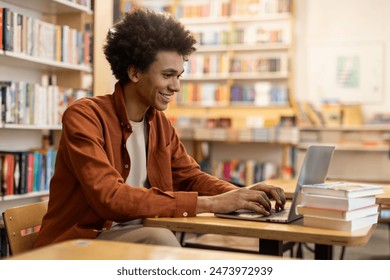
[35, 9, 286, 248]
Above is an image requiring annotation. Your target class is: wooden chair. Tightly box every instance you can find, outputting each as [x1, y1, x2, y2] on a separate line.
[2, 200, 48, 256]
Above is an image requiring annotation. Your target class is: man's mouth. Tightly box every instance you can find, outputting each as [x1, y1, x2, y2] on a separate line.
[160, 92, 172, 102]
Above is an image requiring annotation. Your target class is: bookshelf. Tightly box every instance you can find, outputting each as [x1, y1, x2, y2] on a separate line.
[119, 0, 297, 181]
[298, 126, 390, 183]
[119, 0, 295, 124]
[0, 0, 95, 211]
[169, 0, 295, 126]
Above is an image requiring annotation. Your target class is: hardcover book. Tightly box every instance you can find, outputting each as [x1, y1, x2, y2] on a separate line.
[300, 193, 376, 211]
[0, 7, 3, 50]
[296, 204, 379, 221]
[301, 181, 384, 198]
[303, 213, 379, 231]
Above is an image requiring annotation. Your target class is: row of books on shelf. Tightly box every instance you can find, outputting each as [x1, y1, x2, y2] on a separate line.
[369, 113, 390, 125]
[67, 0, 92, 9]
[174, 82, 289, 107]
[0, 7, 92, 66]
[184, 53, 227, 75]
[0, 148, 57, 197]
[0, 80, 92, 126]
[297, 101, 367, 127]
[297, 181, 384, 231]
[230, 55, 284, 73]
[184, 53, 287, 75]
[231, 83, 288, 106]
[192, 24, 290, 46]
[175, 125, 299, 144]
[230, 25, 290, 45]
[174, 0, 290, 18]
[209, 159, 279, 186]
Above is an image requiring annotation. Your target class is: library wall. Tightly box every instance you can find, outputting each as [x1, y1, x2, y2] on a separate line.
[294, 0, 390, 121]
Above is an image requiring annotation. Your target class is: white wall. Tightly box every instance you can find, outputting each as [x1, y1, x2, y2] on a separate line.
[294, 0, 390, 120]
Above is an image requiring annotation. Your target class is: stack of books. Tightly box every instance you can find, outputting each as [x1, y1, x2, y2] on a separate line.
[297, 182, 384, 231]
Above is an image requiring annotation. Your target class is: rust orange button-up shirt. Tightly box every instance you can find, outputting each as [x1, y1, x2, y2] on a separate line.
[34, 83, 237, 248]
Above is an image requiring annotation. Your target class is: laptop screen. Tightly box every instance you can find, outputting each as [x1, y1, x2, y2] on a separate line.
[288, 145, 335, 221]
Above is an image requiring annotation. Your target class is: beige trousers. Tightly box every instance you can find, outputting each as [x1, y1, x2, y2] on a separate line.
[96, 224, 181, 247]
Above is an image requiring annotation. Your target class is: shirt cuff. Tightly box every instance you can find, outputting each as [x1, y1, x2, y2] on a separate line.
[173, 191, 198, 217]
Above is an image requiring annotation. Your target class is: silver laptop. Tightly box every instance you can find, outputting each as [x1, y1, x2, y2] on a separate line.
[215, 145, 335, 223]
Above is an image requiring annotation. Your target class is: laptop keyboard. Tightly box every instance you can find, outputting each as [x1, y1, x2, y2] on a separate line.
[235, 206, 290, 218]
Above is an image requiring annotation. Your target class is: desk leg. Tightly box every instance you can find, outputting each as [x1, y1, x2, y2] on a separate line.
[314, 244, 333, 260]
[0, 227, 7, 258]
[259, 239, 283, 256]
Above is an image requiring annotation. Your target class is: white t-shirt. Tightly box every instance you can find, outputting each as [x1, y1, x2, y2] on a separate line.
[113, 119, 148, 227]
[125, 119, 148, 187]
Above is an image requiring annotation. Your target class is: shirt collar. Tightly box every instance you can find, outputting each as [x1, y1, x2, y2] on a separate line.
[113, 82, 156, 125]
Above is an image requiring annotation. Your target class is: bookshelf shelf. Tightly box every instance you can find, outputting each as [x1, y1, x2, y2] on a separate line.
[2, 124, 62, 130]
[195, 45, 228, 53]
[229, 13, 291, 22]
[228, 43, 290, 51]
[182, 74, 228, 81]
[180, 16, 230, 25]
[2, 0, 92, 14]
[180, 13, 291, 25]
[228, 72, 289, 80]
[298, 143, 390, 152]
[0, 190, 49, 202]
[1, 51, 92, 72]
[182, 72, 289, 82]
[196, 43, 290, 53]
[299, 125, 390, 132]
[170, 103, 291, 109]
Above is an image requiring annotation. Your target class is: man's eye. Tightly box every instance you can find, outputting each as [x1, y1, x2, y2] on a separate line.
[163, 74, 171, 78]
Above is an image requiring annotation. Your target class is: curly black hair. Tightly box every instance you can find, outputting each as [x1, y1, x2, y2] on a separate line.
[103, 8, 197, 85]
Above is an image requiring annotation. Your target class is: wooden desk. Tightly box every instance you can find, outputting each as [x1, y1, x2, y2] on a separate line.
[264, 179, 390, 204]
[376, 184, 390, 205]
[7, 239, 286, 260]
[144, 214, 375, 260]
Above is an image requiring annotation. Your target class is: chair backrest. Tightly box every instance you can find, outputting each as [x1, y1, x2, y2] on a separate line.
[2, 200, 48, 255]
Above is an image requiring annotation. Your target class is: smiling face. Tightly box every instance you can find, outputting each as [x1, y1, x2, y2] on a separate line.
[127, 51, 184, 119]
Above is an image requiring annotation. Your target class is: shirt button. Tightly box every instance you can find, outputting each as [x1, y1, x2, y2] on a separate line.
[182, 212, 188, 217]
[120, 122, 124, 126]
[123, 144, 126, 148]
[127, 124, 130, 129]
[124, 164, 129, 168]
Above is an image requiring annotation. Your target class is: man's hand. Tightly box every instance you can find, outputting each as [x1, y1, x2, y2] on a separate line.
[196, 183, 286, 216]
[247, 182, 286, 211]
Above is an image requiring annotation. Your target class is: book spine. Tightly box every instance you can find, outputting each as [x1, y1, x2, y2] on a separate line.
[0, 7, 3, 50]
[26, 152, 34, 193]
[3, 8, 12, 51]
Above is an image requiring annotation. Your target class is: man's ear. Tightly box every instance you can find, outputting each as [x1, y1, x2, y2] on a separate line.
[127, 66, 139, 83]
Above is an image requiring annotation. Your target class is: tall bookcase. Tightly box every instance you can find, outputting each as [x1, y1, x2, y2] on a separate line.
[120, 0, 297, 183]
[0, 0, 95, 213]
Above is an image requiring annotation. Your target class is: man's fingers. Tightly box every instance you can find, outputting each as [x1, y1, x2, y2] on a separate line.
[246, 202, 270, 216]
[269, 188, 286, 208]
[258, 194, 271, 211]
[246, 191, 271, 211]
